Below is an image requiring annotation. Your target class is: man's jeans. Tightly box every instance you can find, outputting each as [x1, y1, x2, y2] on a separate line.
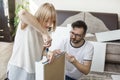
[65, 75, 76, 80]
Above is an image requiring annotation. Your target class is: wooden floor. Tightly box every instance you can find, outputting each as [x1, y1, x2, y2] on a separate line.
[0, 42, 120, 80]
[80, 71, 120, 80]
[0, 42, 13, 80]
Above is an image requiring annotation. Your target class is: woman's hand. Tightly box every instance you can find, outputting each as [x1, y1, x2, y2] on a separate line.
[42, 33, 52, 48]
[46, 49, 62, 63]
[21, 22, 28, 29]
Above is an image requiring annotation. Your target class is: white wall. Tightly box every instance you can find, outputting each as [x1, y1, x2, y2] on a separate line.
[29, 0, 120, 14]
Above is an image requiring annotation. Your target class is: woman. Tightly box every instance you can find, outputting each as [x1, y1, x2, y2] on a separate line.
[6, 3, 56, 80]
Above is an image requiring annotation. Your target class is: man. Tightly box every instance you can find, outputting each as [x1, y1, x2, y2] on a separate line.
[50, 20, 94, 80]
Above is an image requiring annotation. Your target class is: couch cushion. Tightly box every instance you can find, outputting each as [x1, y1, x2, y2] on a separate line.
[106, 43, 120, 55]
[106, 54, 120, 64]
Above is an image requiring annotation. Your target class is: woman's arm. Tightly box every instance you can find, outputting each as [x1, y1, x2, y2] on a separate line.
[18, 9, 47, 35]
[19, 9, 53, 49]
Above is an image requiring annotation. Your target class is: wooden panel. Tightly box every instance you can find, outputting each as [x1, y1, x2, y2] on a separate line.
[111, 75, 120, 80]
[95, 30, 120, 42]
[90, 41, 106, 72]
[36, 54, 65, 80]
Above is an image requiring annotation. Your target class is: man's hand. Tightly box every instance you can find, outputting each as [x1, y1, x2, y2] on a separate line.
[65, 53, 76, 63]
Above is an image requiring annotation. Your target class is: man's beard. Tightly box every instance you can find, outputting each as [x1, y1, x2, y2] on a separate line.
[70, 38, 83, 44]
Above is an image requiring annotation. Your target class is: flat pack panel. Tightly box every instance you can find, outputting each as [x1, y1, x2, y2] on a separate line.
[90, 41, 106, 72]
[50, 25, 71, 50]
[111, 75, 120, 80]
[95, 30, 120, 42]
[36, 53, 65, 80]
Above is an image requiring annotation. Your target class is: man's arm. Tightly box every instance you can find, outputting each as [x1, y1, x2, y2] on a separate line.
[66, 54, 92, 75]
[72, 59, 92, 75]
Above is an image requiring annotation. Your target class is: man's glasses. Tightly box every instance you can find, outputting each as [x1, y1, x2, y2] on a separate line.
[70, 31, 82, 38]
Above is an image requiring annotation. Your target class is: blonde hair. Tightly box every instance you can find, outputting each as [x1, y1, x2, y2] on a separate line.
[34, 3, 56, 31]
